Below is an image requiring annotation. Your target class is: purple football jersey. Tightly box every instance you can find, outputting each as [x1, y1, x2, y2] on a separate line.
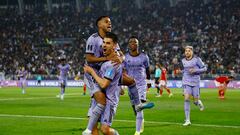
[19, 70, 28, 80]
[181, 56, 207, 86]
[98, 61, 122, 107]
[124, 52, 150, 86]
[58, 64, 70, 80]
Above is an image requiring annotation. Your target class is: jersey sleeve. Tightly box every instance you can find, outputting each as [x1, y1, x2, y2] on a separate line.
[104, 64, 116, 81]
[143, 54, 150, 68]
[195, 57, 207, 73]
[85, 37, 95, 54]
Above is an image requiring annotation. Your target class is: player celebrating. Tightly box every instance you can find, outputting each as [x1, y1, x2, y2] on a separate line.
[84, 32, 121, 135]
[181, 46, 207, 126]
[215, 75, 234, 99]
[17, 66, 28, 94]
[83, 16, 154, 135]
[124, 36, 151, 135]
[154, 63, 161, 97]
[57, 55, 70, 100]
[159, 64, 173, 97]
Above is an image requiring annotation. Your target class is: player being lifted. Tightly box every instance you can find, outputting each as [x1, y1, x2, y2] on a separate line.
[82, 16, 154, 135]
[124, 36, 151, 135]
[181, 46, 207, 126]
[57, 55, 70, 100]
[158, 64, 173, 97]
[17, 66, 28, 94]
[84, 32, 121, 135]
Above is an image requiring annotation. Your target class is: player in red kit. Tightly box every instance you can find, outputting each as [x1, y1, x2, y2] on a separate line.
[159, 65, 173, 97]
[215, 76, 234, 99]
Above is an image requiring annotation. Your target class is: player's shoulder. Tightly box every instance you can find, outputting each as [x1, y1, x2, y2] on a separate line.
[87, 33, 99, 40]
[140, 52, 149, 58]
[124, 52, 130, 57]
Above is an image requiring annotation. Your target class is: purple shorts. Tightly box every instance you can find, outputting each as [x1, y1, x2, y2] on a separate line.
[100, 102, 117, 126]
[183, 84, 200, 98]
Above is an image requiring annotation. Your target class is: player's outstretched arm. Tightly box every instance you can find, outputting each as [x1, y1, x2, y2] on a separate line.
[83, 65, 111, 89]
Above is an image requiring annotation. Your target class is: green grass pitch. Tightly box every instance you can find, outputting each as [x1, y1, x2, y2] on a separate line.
[0, 87, 240, 135]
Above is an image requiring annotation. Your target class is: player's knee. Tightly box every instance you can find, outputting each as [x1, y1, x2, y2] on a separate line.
[94, 92, 106, 106]
[100, 125, 110, 135]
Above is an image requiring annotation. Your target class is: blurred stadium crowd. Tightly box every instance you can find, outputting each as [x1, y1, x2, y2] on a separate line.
[0, 0, 239, 79]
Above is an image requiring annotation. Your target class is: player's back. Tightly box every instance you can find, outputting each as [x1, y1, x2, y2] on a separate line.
[216, 76, 228, 84]
[124, 52, 149, 86]
[99, 61, 122, 106]
[85, 33, 104, 71]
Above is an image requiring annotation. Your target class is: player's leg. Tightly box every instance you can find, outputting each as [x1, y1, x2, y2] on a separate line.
[155, 78, 160, 97]
[193, 85, 204, 111]
[83, 83, 87, 95]
[21, 80, 26, 94]
[84, 91, 106, 133]
[91, 124, 99, 135]
[122, 72, 154, 111]
[60, 80, 66, 100]
[183, 85, 191, 126]
[100, 104, 119, 135]
[135, 86, 146, 134]
[83, 75, 106, 134]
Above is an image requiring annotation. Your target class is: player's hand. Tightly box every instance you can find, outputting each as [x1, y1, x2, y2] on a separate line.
[106, 53, 123, 65]
[83, 65, 94, 74]
[189, 68, 195, 74]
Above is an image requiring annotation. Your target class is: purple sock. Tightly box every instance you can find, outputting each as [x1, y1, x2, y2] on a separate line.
[184, 100, 190, 121]
[136, 111, 143, 132]
[87, 103, 105, 131]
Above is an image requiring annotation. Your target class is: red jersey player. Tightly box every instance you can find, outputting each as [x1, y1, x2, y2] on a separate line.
[215, 76, 234, 99]
[159, 65, 173, 97]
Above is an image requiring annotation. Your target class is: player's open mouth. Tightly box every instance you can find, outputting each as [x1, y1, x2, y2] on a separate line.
[103, 49, 107, 52]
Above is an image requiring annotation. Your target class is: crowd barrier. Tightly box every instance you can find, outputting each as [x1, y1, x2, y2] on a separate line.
[1, 80, 239, 89]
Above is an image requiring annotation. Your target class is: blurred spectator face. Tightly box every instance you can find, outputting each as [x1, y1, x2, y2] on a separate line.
[98, 17, 112, 32]
[184, 48, 193, 59]
[128, 38, 139, 52]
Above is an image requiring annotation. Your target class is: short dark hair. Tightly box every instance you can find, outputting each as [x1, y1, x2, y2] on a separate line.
[96, 16, 110, 27]
[105, 32, 118, 43]
[228, 76, 235, 79]
[129, 36, 138, 40]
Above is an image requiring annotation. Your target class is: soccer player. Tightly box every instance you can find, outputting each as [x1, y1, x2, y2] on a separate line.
[159, 65, 173, 97]
[83, 32, 121, 135]
[17, 67, 28, 94]
[181, 46, 207, 126]
[57, 55, 70, 100]
[154, 63, 161, 97]
[215, 75, 234, 99]
[124, 36, 151, 135]
[83, 16, 154, 134]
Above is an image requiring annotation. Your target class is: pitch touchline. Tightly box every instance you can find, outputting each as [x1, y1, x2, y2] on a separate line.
[0, 95, 82, 101]
[0, 114, 239, 129]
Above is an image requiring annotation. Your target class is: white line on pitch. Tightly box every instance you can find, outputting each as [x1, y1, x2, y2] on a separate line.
[0, 114, 239, 129]
[0, 95, 82, 101]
